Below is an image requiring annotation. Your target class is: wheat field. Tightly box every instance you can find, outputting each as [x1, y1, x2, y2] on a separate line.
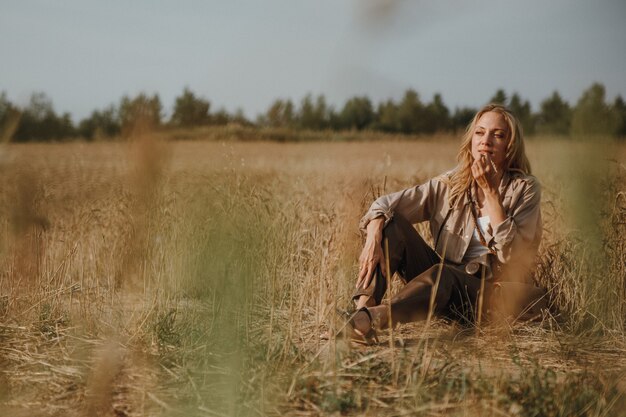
[0, 135, 625, 416]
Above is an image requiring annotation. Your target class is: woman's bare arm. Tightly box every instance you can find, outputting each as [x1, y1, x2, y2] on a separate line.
[355, 217, 386, 290]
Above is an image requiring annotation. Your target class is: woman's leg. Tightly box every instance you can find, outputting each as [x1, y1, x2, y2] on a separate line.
[352, 264, 487, 333]
[353, 214, 440, 308]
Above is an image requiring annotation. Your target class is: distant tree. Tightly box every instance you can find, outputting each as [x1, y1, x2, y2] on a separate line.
[16, 92, 55, 141]
[28, 92, 54, 121]
[266, 99, 284, 127]
[327, 107, 342, 131]
[231, 108, 253, 126]
[78, 105, 120, 140]
[571, 83, 619, 137]
[508, 93, 535, 135]
[424, 93, 450, 133]
[489, 89, 507, 105]
[13, 92, 76, 141]
[56, 113, 75, 138]
[314, 95, 330, 130]
[0, 91, 9, 120]
[212, 108, 230, 126]
[265, 99, 295, 128]
[265, 100, 281, 127]
[339, 96, 374, 130]
[0, 92, 21, 141]
[397, 89, 425, 134]
[375, 99, 400, 132]
[536, 91, 571, 135]
[297, 94, 315, 129]
[451, 106, 476, 133]
[612, 95, 626, 138]
[278, 99, 296, 127]
[297, 94, 329, 130]
[119, 93, 162, 137]
[170, 88, 210, 127]
[283, 100, 295, 127]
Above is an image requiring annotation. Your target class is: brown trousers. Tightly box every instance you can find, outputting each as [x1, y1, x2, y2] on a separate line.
[352, 214, 547, 324]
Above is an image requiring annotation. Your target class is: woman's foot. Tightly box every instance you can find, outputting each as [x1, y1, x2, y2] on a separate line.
[341, 307, 378, 345]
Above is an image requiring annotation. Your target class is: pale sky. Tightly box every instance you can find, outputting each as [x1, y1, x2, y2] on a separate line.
[1, 0, 625, 121]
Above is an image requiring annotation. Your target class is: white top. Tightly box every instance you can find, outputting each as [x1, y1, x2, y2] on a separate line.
[463, 215, 491, 261]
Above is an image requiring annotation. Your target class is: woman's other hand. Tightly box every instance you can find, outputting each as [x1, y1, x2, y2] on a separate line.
[356, 217, 386, 289]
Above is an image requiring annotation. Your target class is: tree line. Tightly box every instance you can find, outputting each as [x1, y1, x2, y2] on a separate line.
[1, 83, 625, 142]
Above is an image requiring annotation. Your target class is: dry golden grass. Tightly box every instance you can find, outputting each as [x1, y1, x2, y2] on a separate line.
[0, 136, 625, 416]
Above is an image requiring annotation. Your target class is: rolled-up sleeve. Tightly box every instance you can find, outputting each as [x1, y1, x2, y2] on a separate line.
[359, 179, 442, 232]
[487, 177, 542, 264]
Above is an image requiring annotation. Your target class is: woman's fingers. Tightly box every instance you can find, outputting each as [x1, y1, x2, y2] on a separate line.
[472, 157, 495, 189]
[358, 259, 376, 289]
[355, 249, 386, 289]
[356, 261, 368, 288]
[360, 260, 381, 289]
[473, 158, 488, 177]
[471, 161, 483, 182]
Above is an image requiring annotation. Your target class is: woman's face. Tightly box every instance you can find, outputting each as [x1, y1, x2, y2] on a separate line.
[470, 111, 510, 169]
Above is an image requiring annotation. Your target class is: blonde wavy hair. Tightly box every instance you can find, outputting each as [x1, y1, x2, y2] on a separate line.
[446, 104, 531, 207]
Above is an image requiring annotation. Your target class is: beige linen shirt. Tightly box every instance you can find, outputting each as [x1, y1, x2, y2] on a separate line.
[359, 170, 542, 283]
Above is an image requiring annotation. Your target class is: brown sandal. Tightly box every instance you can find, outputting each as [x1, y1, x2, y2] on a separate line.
[336, 307, 379, 345]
